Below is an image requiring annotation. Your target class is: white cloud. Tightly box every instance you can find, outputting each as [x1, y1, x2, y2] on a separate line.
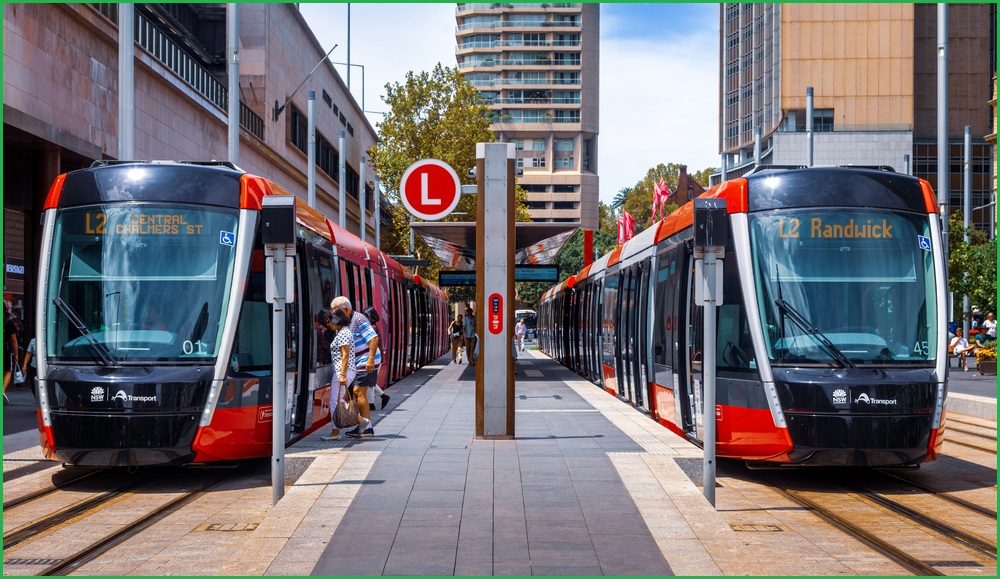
[298, 3, 721, 206]
[298, 3, 456, 129]
[598, 27, 719, 204]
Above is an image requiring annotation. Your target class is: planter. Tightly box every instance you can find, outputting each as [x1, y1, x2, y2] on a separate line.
[978, 361, 996, 375]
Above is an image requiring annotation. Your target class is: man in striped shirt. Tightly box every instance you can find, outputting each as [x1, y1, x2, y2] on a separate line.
[332, 296, 383, 437]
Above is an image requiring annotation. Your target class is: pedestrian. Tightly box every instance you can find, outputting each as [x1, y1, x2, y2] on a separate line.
[449, 314, 464, 363]
[983, 312, 997, 341]
[464, 307, 477, 365]
[514, 318, 527, 352]
[3, 307, 20, 402]
[320, 308, 360, 441]
[949, 328, 975, 372]
[331, 296, 380, 437]
[361, 305, 390, 409]
[21, 333, 37, 395]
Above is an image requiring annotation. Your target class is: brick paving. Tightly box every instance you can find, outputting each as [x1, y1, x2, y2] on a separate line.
[3, 350, 995, 575]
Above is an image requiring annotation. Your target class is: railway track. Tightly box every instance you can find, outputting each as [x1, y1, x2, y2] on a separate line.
[37, 478, 224, 576]
[2, 469, 230, 575]
[776, 472, 997, 576]
[2, 468, 107, 511]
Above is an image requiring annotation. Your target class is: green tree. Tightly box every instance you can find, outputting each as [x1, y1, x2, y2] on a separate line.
[617, 163, 714, 234]
[516, 201, 618, 308]
[691, 167, 716, 187]
[948, 211, 997, 319]
[370, 64, 529, 286]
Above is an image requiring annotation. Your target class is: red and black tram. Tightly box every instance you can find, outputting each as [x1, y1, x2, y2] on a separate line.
[34, 161, 449, 466]
[540, 167, 949, 466]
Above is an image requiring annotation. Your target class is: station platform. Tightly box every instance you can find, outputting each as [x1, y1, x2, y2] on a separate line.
[218, 350, 995, 576]
[2, 350, 996, 576]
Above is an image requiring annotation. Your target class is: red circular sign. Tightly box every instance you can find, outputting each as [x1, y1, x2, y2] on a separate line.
[399, 159, 462, 221]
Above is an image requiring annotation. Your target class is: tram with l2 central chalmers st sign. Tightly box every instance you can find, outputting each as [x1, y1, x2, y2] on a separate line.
[539, 167, 949, 466]
[34, 161, 450, 467]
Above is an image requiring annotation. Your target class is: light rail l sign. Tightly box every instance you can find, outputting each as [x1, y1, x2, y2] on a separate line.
[399, 159, 462, 221]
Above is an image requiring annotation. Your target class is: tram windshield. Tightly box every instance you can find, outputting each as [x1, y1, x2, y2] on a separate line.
[749, 209, 937, 366]
[45, 204, 241, 363]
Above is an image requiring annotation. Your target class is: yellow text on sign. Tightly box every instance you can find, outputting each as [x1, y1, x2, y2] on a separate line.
[85, 213, 204, 235]
[777, 217, 894, 240]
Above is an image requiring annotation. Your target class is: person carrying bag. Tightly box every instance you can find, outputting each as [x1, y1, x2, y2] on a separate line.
[319, 309, 359, 440]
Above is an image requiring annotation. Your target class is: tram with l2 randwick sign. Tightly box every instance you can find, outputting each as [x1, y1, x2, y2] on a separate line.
[34, 161, 450, 466]
[539, 167, 949, 467]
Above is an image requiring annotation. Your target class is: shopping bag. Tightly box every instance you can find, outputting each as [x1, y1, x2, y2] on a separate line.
[332, 396, 361, 429]
[12, 363, 24, 385]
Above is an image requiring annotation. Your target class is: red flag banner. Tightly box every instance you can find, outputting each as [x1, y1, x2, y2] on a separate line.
[623, 210, 636, 243]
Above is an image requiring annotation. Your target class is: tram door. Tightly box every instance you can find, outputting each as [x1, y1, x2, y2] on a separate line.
[685, 254, 705, 442]
[633, 260, 650, 411]
[284, 243, 307, 437]
[614, 270, 629, 398]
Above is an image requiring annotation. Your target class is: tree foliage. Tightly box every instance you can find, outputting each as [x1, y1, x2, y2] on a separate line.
[947, 211, 997, 319]
[369, 64, 529, 286]
[516, 201, 618, 308]
[614, 163, 715, 234]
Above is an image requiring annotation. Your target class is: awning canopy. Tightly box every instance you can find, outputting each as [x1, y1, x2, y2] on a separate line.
[410, 221, 579, 271]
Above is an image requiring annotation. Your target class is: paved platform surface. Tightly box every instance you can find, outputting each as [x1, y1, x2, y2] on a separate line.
[225, 351, 996, 576]
[2, 350, 996, 576]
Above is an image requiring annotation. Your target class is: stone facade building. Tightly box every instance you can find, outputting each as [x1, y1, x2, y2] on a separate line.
[3, 3, 374, 322]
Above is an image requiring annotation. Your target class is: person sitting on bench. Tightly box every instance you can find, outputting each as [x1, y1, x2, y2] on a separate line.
[949, 328, 976, 371]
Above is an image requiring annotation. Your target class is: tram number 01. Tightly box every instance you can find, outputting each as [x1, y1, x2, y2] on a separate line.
[183, 340, 208, 355]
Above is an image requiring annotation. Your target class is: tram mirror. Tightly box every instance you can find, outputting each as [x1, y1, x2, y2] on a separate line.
[261, 196, 296, 246]
[693, 198, 728, 249]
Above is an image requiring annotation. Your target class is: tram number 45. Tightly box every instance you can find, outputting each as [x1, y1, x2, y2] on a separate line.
[183, 340, 208, 355]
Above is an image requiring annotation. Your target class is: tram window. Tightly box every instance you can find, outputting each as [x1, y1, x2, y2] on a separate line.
[717, 251, 756, 372]
[229, 283, 272, 375]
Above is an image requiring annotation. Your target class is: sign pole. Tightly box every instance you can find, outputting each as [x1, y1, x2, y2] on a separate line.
[262, 196, 297, 506]
[693, 198, 727, 508]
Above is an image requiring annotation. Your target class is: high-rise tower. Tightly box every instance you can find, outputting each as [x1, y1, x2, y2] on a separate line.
[455, 3, 599, 229]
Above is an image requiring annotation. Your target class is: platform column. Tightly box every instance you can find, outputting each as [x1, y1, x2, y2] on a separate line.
[475, 143, 516, 438]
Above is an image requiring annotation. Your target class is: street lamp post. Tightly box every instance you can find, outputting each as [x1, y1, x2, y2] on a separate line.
[331, 61, 365, 113]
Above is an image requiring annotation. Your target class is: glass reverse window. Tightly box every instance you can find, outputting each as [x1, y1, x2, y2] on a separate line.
[46, 204, 240, 363]
[749, 209, 937, 366]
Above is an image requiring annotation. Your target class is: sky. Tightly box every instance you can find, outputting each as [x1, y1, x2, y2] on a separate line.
[298, 3, 720, 206]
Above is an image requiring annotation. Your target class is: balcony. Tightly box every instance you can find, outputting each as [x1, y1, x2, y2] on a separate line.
[92, 3, 263, 140]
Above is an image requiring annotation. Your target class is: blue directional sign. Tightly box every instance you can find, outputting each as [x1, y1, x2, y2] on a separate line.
[438, 265, 560, 287]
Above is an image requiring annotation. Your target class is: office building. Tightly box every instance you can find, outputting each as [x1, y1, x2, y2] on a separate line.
[719, 3, 996, 233]
[3, 3, 375, 322]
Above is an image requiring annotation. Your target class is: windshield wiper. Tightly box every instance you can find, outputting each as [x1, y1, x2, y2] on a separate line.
[52, 298, 120, 368]
[774, 298, 856, 369]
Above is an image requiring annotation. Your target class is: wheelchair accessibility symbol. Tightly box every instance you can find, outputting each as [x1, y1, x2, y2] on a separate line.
[220, 231, 236, 247]
[917, 235, 931, 252]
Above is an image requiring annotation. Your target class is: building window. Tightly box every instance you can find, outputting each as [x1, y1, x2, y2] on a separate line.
[514, 139, 525, 150]
[555, 138, 574, 151]
[516, 157, 525, 168]
[290, 105, 308, 154]
[553, 201, 577, 210]
[555, 157, 574, 169]
[553, 184, 576, 193]
[530, 157, 546, 168]
[553, 90, 580, 104]
[554, 110, 580, 123]
[316, 134, 339, 180]
[532, 139, 546, 151]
